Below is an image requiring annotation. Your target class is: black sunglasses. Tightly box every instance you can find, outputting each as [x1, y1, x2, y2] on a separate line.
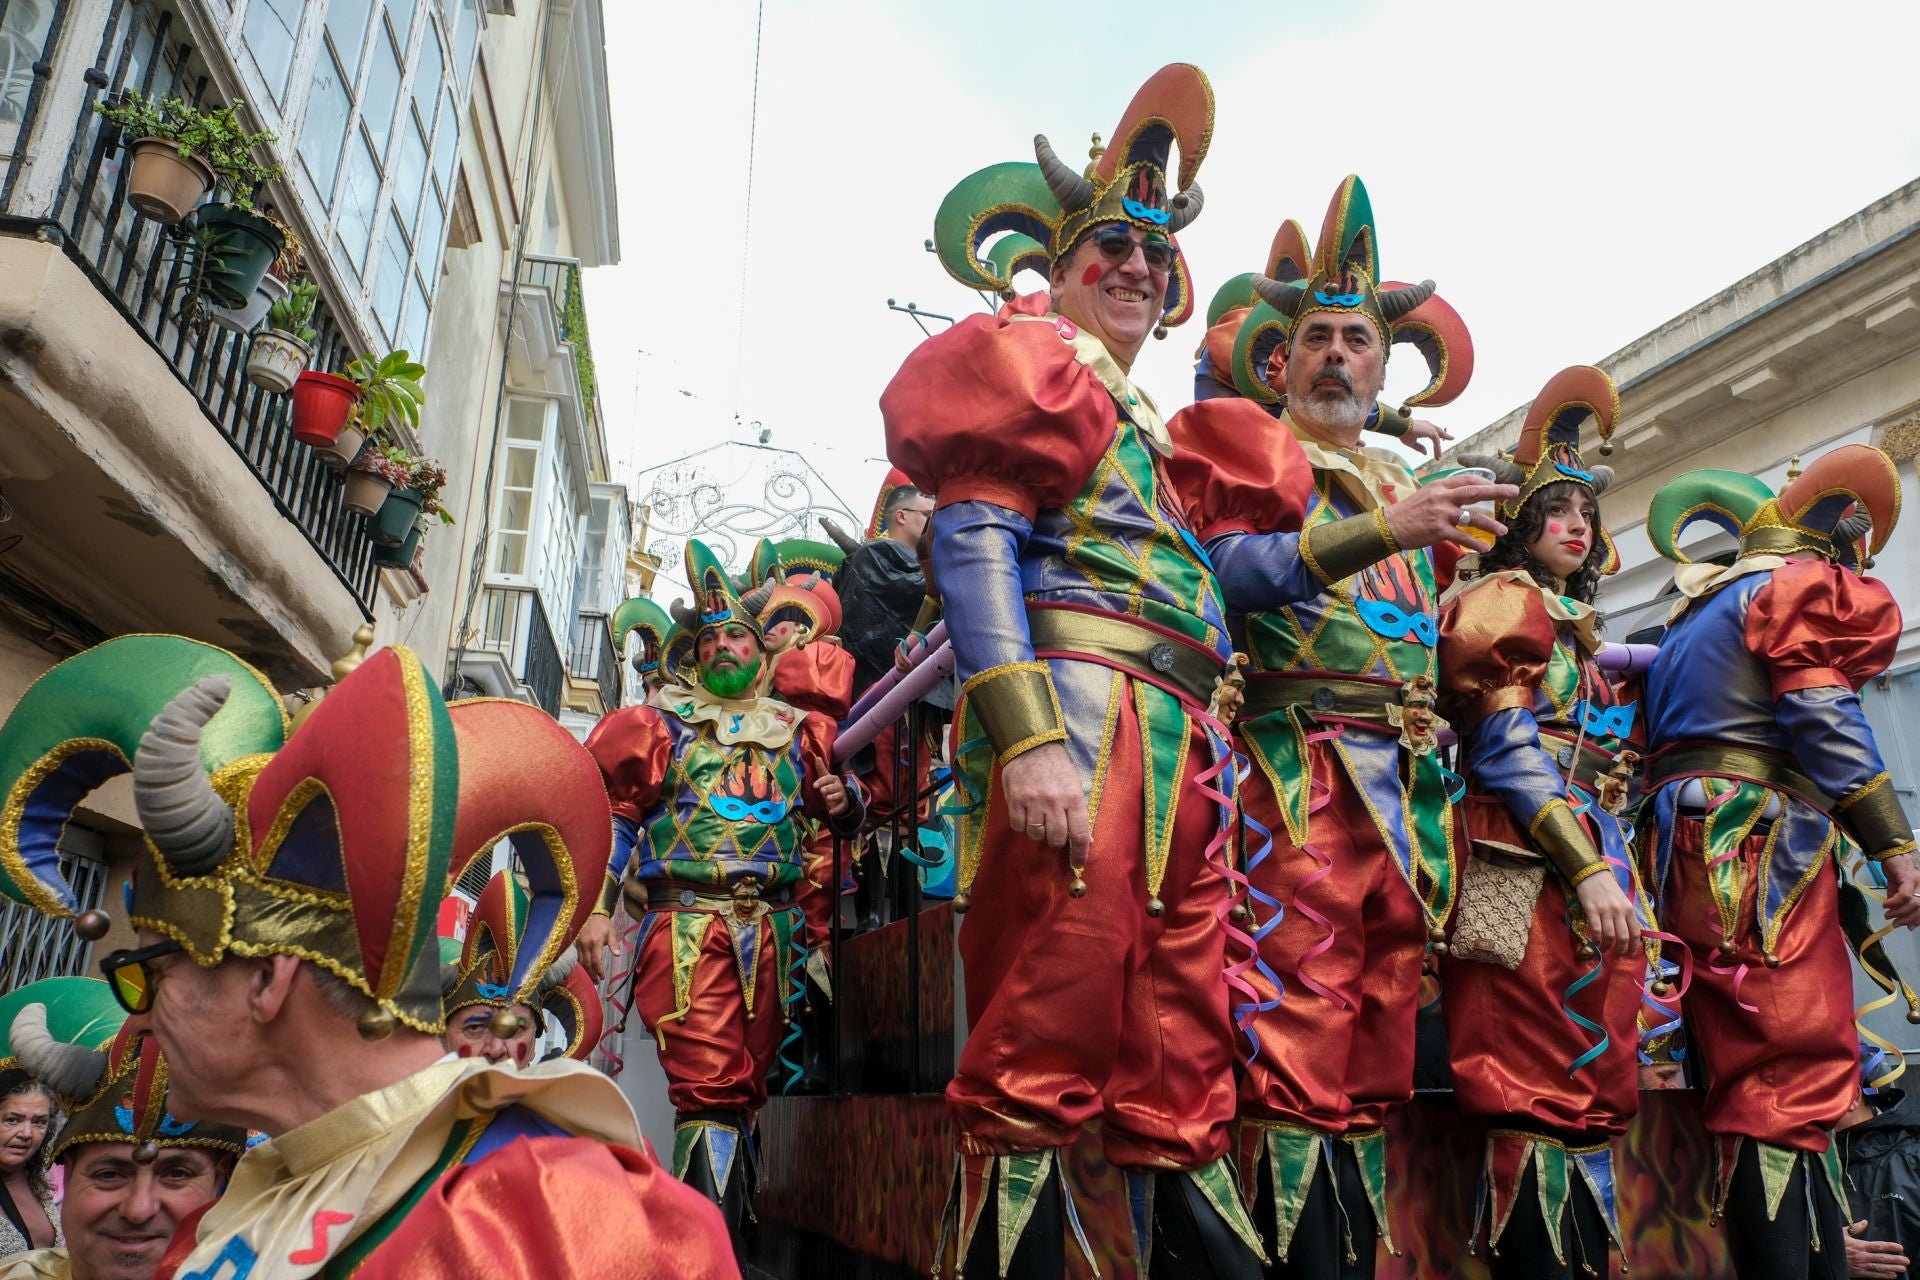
[1090, 227, 1175, 273]
[99, 940, 185, 1014]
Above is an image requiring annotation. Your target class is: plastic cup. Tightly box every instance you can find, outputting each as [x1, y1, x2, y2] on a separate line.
[1421, 465, 1498, 546]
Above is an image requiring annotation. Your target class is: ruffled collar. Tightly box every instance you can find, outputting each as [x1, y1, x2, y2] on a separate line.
[1281, 412, 1414, 510]
[650, 681, 799, 750]
[1665, 555, 1787, 622]
[1443, 568, 1602, 654]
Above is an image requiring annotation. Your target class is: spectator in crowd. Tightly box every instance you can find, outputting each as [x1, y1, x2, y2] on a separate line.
[0, 1077, 58, 1258]
[829, 479, 938, 696]
[1842, 1087, 1919, 1278]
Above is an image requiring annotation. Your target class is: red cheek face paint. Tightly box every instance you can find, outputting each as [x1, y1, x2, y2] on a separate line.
[1080, 264, 1104, 287]
[455, 1044, 474, 1059]
[1548, 523, 1564, 535]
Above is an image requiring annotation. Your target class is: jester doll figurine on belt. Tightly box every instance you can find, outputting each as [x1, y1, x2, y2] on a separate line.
[576, 540, 866, 1240]
[0, 634, 735, 1279]
[1439, 366, 1652, 1279]
[1165, 179, 1505, 1279]
[1641, 446, 1920, 1280]
[882, 63, 1266, 1280]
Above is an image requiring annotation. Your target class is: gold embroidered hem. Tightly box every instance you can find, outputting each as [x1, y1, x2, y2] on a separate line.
[1836, 773, 1920, 860]
[962, 662, 1066, 761]
[1300, 512, 1400, 586]
[1529, 799, 1603, 884]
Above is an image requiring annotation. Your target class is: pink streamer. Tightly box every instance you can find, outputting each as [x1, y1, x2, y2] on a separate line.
[1703, 841, 1760, 1014]
[593, 915, 645, 1078]
[1291, 726, 1350, 1009]
[1191, 707, 1266, 1047]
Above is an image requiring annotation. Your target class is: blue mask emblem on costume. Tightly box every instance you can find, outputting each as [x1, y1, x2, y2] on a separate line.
[1356, 599, 1437, 647]
[1122, 197, 1170, 226]
[1572, 699, 1636, 739]
[477, 982, 511, 1000]
[1176, 526, 1215, 570]
[1554, 460, 1595, 483]
[700, 608, 732, 624]
[113, 1105, 195, 1136]
[1313, 290, 1365, 308]
[710, 796, 791, 825]
[640, 660, 660, 673]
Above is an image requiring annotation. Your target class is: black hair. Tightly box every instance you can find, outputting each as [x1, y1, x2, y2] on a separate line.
[1, 1073, 58, 1202]
[1474, 480, 1609, 606]
[881, 485, 930, 524]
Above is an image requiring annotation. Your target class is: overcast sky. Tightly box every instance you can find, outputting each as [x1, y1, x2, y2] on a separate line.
[583, 0, 1920, 577]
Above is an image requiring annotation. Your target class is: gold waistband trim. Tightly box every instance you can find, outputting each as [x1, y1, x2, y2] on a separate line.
[1026, 606, 1224, 708]
[1645, 743, 1833, 814]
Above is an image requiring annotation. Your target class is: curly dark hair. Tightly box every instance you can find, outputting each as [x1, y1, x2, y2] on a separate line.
[1, 1072, 59, 1202]
[1472, 479, 1609, 606]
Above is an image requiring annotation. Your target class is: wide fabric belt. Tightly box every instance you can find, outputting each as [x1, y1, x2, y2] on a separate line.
[1239, 672, 1402, 726]
[1026, 605, 1224, 709]
[1537, 727, 1630, 794]
[627, 878, 796, 914]
[1645, 741, 1834, 815]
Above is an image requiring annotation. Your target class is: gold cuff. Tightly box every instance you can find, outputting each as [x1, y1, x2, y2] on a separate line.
[1529, 799, 1604, 884]
[594, 868, 622, 916]
[1371, 403, 1412, 438]
[910, 596, 943, 636]
[1301, 512, 1398, 587]
[1837, 773, 1919, 861]
[963, 661, 1066, 762]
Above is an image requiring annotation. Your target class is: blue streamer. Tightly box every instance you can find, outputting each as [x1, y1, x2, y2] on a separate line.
[1231, 750, 1286, 1064]
[778, 907, 807, 1095]
[1436, 763, 1467, 805]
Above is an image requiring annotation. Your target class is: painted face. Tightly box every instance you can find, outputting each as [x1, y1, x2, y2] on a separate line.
[1283, 312, 1386, 439]
[1527, 487, 1598, 582]
[1048, 224, 1170, 367]
[763, 619, 802, 652]
[698, 623, 764, 698]
[444, 1004, 538, 1067]
[0, 1089, 52, 1172]
[63, 1143, 227, 1280]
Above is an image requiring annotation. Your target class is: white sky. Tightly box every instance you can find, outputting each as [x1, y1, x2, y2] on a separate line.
[583, 0, 1920, 549]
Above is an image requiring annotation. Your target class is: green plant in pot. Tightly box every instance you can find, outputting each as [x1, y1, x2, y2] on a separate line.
[347, 349, 426, 437]
[343, 440, 410, 520]
[370, 453, 453, 548]
[248, 277, 318, 396]
[95, 88, 283, 226]
[371, 514, 428, 570]
[162, 224, 235, 333]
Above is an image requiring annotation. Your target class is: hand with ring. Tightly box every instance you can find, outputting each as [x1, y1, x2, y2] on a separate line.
[1381, 471, 1517, 552]
[1001, 741, 1092, 862]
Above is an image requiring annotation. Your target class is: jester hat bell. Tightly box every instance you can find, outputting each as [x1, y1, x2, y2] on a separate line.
[1650, 444, 1901, 569]
[933, 64, 1213, 330]
[1460, 365, 1623, 569]
[3, 978, 248, 1161]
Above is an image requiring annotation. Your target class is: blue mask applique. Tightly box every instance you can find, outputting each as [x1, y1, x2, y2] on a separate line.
[1571, 699, 1636, 739]
[1356, 598, 1438, 647]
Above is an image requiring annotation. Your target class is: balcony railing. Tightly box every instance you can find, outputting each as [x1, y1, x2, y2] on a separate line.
[0, 1, 380, 611]
[569, 610, 621, 712]
[476, 584, 565, 716]
[517, 253, 599, 438]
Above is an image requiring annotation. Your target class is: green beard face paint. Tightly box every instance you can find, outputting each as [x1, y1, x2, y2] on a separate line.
[700, 654, 763, 699]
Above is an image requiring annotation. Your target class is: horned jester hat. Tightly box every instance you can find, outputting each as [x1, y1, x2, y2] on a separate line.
[441, 870, 606, 1060]
[931, 63, 1214, 336]
[1646, 443, 1900, 573]
[0, 635, 611, 1037]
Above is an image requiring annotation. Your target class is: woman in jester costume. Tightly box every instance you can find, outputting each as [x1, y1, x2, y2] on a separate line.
[0, 634, 734, 1279]
[1164, 179, 1502, 1279]
[1641, 446, 1919, 1280]
[576, 540, 865, 1245]
[1438, 366, 1654, 1278]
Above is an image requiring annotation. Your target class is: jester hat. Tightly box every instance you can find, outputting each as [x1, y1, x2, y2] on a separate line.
[538, 960, 606, 1061]
[1460, 365, 1623, 571]
[669, 539, 761, 648]
[439, 870, 583, 1027]
[865, 469, 916, 541]
[750, 536, 845, 585]
[1650, 444, 1901, 569]
[932, 63, 1213, 330]
[1224, 186, 1473, 410]
[742, 573, 843, 641]
[3, 979, 247, 1162]
[613, 597, 675, 680]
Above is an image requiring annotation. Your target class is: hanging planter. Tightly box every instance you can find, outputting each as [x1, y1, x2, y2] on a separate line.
[214, 267, 287, 335]
[371, 524, 422, 570]
[247, 277, 319, 395]
[370, 486, 425, 547]
[316, 423, 365, 470]
[195, 205, 285, 307]
[341, 467, 394, 517]
[345, 442, 410, 519]
[289, 371, 362, 446]
[94, 90, 283, 227]
[124, 139, 215, 225]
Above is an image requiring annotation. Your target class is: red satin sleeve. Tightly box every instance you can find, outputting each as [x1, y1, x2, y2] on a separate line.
[1743, 558, 1902, 696]
[1164, 397, 1314, 539]
[361, 1137, 739, 1279]
[772, 642, 856, 721]
[582, 706, 673, 822]
[881, 313, 1115, 520]
[1438, 579, 1557, 725]
[796, 712, 845, 820]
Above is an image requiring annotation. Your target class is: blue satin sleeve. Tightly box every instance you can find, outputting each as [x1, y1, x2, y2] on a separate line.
[609, 814, 639, 880]
[931, 500, 1036, 682]
[1776, 685, 1894, 804]
[1465, 706, 1569, 834]
[1202, 529, 1322, 613]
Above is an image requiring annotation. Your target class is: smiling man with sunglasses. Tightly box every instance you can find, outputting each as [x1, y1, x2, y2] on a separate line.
[883, 65, 1265, 1280]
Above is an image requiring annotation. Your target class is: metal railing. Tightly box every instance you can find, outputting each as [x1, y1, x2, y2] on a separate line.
[516, 253, 598, 437]
[476, 584, 565, 716]
[569, 609, 621, 711]
[0, 833, 107, 990]
[0, 0, 380, 613]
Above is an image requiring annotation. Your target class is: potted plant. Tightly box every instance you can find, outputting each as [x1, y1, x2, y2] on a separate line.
[218, 217, 305, 333]
[346, 349, 426, 438]
[247, 277, 318, 395]
[372, 515, 426, 569]
[94, 89, 283, 226]
[162, 224, 233, 333]
[344, 441, 410, 518]
[369, 453, 455, 546]
[290, 368, 362, 447]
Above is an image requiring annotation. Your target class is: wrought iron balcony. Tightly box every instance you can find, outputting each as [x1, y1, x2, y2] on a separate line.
[569, 609, 621, 713]
[474, 584, 565, 716]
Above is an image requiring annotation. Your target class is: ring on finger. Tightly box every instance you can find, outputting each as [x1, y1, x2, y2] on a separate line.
[1455, 508, 1474, 529]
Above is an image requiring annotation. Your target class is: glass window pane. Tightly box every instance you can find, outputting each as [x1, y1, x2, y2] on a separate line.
[493, 531, 526, 577]
[402, 275, 429, 360]
[361, 27, 403, 155]
[502, 490, 531, 533]
[242, 0, 305, 103]
[431, 90, 459, 192]
[325, 0, 372, 50]
[0, 0, 60, 146]
[505, 448, 536, 488]
[452, 0, 478, 92]
[506, 399, 544, 440]
[416, 188, 446, 281]
[391, 118, 427, 231]
[374, 215, 408, 338]
[335, 134, 380, 268]
[410, 19, 443, 125]
[383, 0, 416, 40]
[297, 46, 352, 198]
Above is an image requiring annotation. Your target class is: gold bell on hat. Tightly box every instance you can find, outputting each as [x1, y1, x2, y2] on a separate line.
[356, 1005, 397, 1041]
[488, 1008, 526, 1040]
[73, 909, 111, 941]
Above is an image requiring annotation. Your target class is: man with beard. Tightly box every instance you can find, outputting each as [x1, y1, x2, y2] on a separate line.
[576, 540, 864, 1237]
[1166, 179, 1512, 1277]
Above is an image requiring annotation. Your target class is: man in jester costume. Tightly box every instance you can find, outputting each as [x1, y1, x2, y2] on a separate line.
[575, 540, 865, 1239]
[441, 869, 605, 1068]
[1439, 366, 1654, 1278]
[1641, 446, 1920, 1280]
[882, 63, 1266, 1280]
[616, 597, 678, 702]
[0, 635, 735, 1279]
[0, 980, 249, 1280]
[1164, 178, 1510, 1277]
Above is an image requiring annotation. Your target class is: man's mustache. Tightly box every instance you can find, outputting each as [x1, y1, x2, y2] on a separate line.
[1311, 368, 1354, 394]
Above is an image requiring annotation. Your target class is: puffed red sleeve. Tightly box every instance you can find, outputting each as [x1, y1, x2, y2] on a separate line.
[1438, 578, 1557, 726]
[582, 706, 673, 823]
[1165, 397, 1313, 539]
[881, 313, 1116, 520]
[772, 642, 857, 721]
[1743, 558, 1902, 696]
[795, 713, 863, 829]
[360, 1137, 740, 1279]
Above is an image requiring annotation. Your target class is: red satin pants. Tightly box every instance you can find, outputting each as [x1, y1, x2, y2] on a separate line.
[632, 910, 784, 1114]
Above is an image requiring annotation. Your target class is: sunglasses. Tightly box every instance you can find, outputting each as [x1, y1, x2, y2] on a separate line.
[1090, 227, 1176, 273]
[99, 940, 185, 1014]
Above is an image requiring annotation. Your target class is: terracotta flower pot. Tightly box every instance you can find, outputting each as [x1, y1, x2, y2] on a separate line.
[342, 469, 394, 517]
[246, 328, 312, 394]
[370, 487, 425, 547]
[215, 271, 287, 336]
[126, 138, 215, 225]
[371, 525, 422, 570]
[290, 371, 362, 447]
[317, 423, 366, 471]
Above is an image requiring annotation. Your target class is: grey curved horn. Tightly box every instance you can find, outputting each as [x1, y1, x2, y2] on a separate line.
[1166, 183, 1205, 233]
[539, 951, 578, 993]
[1586, 464, 1616, 495]
[1033, 134, 1095, 211]
[738, 576, 777, 617]
[10, 1003, 109, 1102]
[1834, 511, 1873, 544]
[439, 957, 462, 996]
[668, 598, 698, 631]
[1458, 453, 1528, 487]
[133, 676, 236, 877]
[818, 517, 860, 556]
[1379, 279, 1437, 322]
[1250, 275, 1307, 316]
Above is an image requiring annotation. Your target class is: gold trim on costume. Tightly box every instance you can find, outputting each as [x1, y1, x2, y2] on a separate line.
[963, 662, 1067, 761]
[1528, 799, 1603, 884]
[1836, 773, 1919, 860]
[1299, 512, 1399, 587]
